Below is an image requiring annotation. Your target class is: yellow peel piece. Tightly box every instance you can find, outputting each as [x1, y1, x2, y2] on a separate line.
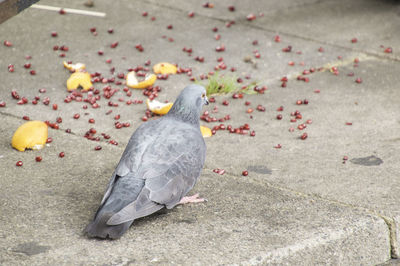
[63, 61, 86, 72]
[200, 126, 212, 138]
[126, 72, 157, 89]
[153, 62, 177, 75]
[146, 99, 173, 115]
[11, 121, 48, 152]
[66, 71, 93, 91]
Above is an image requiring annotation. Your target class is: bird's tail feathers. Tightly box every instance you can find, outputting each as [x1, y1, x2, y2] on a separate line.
[85, 212, 133, 239]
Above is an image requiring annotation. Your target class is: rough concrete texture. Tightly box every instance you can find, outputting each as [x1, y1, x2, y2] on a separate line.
[0, 0, 399, 264]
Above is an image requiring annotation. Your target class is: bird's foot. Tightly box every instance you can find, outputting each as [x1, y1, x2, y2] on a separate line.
[179, 193, 207, 204]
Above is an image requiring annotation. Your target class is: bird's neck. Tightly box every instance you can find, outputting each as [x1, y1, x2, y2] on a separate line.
[166, 100, 201, 126]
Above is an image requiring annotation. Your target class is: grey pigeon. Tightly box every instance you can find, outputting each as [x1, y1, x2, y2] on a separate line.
[85, 84, 209, 239]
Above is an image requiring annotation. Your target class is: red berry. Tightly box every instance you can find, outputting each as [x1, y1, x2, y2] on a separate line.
[94, 145, 102, 151]
[16, 161, 23, 166]
[110, 42, 119, 48]
[282, 46, 292, 52]
[246, 14, 256, 21]
[300, 133, 308, 140]
[242, 170, 248, 176]
[384, 47, 392, 53]
[256, 105, 265, 112]
[59, 152, 65, 158]
[88, 118, 95, 123]
[135, 44, 144, 52]
[276, 114, 283, 120]
[35, 156, 42, 162]
[4, 40, 12, 47]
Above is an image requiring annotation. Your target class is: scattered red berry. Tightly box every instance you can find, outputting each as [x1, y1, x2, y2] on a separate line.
[384, 47, 392, 53]
[94, 146, 102, 151]
[246, 14, 256, 21]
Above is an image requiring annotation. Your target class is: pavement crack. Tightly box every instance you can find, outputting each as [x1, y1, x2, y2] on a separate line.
[381, 216, 399, 259]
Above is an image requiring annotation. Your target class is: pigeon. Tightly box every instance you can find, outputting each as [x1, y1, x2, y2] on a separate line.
[85, 84, 209, 239]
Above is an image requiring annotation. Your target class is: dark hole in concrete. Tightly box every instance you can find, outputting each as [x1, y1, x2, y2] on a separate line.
[12, 241, 50, 256]
[350, 155, 383, 166]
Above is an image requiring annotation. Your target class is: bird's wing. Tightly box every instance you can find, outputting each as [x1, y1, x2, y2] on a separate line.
[107, 121, 206, 225]
[100, 119, 162, 206]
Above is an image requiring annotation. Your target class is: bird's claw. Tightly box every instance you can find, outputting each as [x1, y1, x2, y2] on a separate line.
[179, 193, 207, 204]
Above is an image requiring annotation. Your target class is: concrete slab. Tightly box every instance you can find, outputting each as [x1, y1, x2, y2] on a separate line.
[0, 115, 391, 265]
[203, 57, 400, 257]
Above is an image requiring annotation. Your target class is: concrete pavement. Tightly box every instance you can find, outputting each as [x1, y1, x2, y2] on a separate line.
[0, 0, 399, 264]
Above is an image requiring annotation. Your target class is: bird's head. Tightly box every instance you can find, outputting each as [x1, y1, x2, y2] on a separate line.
[167, 84, 209, 124]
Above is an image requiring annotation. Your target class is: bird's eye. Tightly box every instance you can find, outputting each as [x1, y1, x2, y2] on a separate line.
[201, 93, 205, 98]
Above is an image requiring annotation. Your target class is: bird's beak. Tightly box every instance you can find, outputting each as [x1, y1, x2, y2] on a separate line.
[204, 96, 209, 105]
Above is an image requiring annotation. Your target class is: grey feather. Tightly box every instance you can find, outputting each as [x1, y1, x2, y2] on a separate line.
[85, 84, 208, 239]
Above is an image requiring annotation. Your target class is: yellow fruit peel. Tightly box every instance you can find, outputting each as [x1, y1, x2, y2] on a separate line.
[126, 72, 157, 89]
[63, 61, 86, 72]
[200, 126, 212, 138]
[11, 121, 48, 152]
[66, 71, 93, 91]
[153, 62, 177, 75]
[146, 99, 173, 115]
